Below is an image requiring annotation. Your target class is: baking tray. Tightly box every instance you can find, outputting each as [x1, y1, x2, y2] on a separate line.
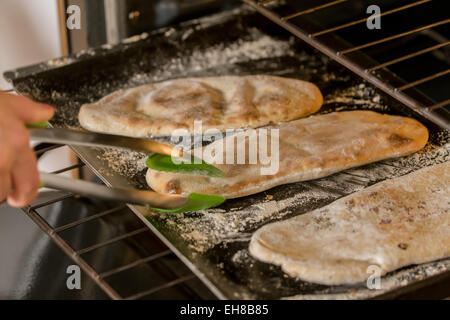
[4, 6, 450, 299]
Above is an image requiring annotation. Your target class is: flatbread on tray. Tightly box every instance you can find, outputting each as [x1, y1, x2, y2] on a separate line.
[79, 75, 323, 137]
[146, 111, 429, 198]
[249, 161, 450, 285]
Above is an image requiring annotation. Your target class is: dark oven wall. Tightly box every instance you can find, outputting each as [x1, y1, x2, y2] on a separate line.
[65, 0, 240, 52]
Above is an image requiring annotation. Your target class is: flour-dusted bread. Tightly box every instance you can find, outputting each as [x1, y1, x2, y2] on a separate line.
[78, 75, 323, 137]
[249, 161, 450, 285]
[146, 111, 428, 198]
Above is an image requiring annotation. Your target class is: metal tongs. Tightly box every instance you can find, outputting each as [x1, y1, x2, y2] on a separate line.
[25, 124, 225, 213]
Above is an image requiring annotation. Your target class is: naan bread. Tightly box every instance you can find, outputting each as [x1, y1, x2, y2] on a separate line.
[146, 111, 428, 198]
[249, 161, 450, 285]
[78, 75, 322, 137]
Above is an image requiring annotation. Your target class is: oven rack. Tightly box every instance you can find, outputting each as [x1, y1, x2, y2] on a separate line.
[23, 144, 211, 300]
[244, 0, 450, 130]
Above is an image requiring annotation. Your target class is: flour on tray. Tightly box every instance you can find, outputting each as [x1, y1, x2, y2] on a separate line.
[128, 29, 294, 87]
[324, 83, 388, 112]
[158, 187, 332, 253]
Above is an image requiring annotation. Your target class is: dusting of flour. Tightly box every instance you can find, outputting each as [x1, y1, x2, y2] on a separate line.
[127, 29, 294, 87]
[158, 188, 334, 253]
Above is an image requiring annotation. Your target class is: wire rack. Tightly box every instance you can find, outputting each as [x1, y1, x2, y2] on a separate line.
[22, 144, 211, 300]
[243, 0, 450, 130]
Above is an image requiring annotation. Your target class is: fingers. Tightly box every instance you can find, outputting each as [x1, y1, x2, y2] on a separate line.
[7, 148, 40, 208]
[0, 151, 13, 202]
[0, 173, 12, 204]
[0, 92, 55, 123]
[0, 92, 48, 207]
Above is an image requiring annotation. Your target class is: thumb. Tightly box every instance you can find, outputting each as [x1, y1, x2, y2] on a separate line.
[4, 93, 55, 123]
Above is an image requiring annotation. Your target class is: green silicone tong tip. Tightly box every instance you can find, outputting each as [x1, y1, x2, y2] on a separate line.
[146, 153, 226, 178]
[26, 121, 49, 128]
[150, 193, 225, 213]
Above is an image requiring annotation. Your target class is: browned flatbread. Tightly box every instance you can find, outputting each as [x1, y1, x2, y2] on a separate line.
[249, 161, 450, 285]
[78, 75, 323, 137]
[146, 111, 429, 198]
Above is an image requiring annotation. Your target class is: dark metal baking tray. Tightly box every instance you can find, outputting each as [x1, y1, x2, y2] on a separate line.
[4, 6, 449, 299]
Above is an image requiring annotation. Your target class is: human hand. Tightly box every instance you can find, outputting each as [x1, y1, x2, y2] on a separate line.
[0, 92, 54, 207]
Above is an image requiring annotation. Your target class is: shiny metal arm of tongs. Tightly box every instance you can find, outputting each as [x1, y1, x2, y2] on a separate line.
[39, 172, 188, 210]
[27, 127, 182, 157]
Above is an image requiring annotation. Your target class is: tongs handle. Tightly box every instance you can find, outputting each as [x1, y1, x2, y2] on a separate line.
[39, 172, 189, 210]
[39, 173, 225, 213]
[27, 125, 181, 157]
[0, 173, 225, 213]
